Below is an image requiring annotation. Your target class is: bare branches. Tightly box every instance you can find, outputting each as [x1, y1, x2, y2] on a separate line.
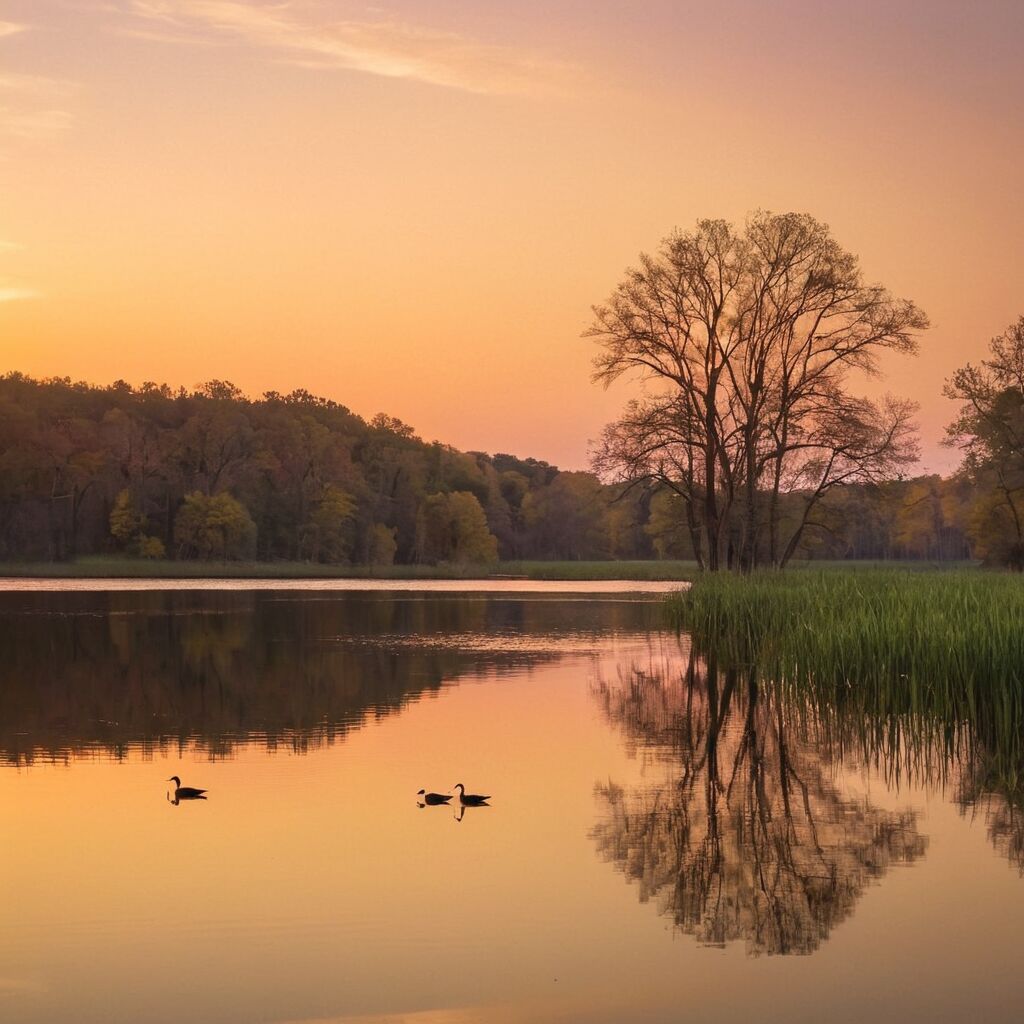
[587, 211, 928, 570]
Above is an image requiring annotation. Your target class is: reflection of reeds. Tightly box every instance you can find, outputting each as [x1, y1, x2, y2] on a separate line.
[665, 570, 1024, 829]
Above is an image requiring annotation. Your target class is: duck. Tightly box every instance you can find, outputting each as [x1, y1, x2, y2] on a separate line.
[453, 783, 490, 806]
[167, 776, 207, 800]
[416, 789, 453, 805]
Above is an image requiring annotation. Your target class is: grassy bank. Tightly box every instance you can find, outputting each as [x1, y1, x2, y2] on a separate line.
[665, 569, 1023, 685]
[666, 568, 1024, 792]
[0, 557, 699, 581]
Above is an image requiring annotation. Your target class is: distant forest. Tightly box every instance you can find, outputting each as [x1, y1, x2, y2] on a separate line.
[0, 370, 1008, 567]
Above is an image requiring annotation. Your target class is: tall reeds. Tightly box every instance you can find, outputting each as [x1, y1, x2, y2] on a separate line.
[665, 570, 1024, 805]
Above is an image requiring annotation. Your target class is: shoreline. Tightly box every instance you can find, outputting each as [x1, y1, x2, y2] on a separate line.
[0, 558, 699, 583]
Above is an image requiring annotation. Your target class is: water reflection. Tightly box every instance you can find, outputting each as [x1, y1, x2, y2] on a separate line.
[454, 802, 490, 822]
[0, 591, 660, 765]
[782, 665, 1024, 880]
[591, 653, 928, 955]
[166, 792, 206, 806]
[959, 782, 1024, 874]
[4, 592, 1024, 1023]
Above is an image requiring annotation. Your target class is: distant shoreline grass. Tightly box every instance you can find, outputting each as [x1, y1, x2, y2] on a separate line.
[0, 557, 701, 581]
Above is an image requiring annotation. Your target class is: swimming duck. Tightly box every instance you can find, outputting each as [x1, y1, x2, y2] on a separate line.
[417, 789, 453, 805]
[453, 783, 490, 806]
[167, 776, 207, 800]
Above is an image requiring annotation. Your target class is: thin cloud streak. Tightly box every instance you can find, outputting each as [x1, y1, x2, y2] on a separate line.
[0, 286, 41, 302]
[0, 73, 79, 96]
[0, 238, 39, 303]
[121, 1, 581, 96]
[0, 104, 73, 141]
[0, 21, 27, 39]
[0, 37, 77, 143]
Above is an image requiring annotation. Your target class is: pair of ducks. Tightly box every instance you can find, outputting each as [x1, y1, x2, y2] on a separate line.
[417, 784, 490, 807]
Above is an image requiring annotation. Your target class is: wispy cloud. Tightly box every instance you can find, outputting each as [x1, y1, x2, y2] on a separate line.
[0, 35, 76, 143]
[0, 21, 27, 39]
[0, 240, 40, 303]
[0, 104, 73, 141]
[0, 286, 40, 302]
[120, 1, 580, 97]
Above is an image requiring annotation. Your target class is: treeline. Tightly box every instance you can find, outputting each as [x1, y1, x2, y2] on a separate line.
[0, 373, 657, 564]
[0, 371, 1004, 566]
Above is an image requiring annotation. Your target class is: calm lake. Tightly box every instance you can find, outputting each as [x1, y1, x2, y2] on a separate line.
[2, 582, 1022, 1024]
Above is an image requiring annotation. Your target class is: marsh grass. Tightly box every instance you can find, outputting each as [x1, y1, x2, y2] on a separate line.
[666, 569, 1024, 801]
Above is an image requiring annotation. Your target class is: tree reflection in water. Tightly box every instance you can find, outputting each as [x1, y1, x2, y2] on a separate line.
[591, 649, 928, 956]
[958, 777, 1024, 874]
[0, 589, 660, 764]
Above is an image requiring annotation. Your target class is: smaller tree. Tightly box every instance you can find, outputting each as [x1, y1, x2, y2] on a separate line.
[301, 485, 356, 563]
[521, 472, 610, 560]
[137, 534, 166, 559]
[645, 489, 697, 560]
[109, 489, 142, 548]
[175, 492, 257, 560]
[110, 488, 166, 558]
[416, 491, 498, 564]
[366, 522, 398, 566]
[945, 316, 1024, 567]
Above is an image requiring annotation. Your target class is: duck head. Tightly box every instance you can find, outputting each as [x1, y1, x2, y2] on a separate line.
[167, 776, 181, 788]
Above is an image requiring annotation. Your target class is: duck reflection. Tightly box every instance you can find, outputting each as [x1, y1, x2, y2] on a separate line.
[453, 803, 490, 822]
[591, 653, 927, 956]
[166, 791, 206, 806]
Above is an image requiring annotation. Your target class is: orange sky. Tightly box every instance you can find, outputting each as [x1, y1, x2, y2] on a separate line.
[1, 0, 1022, 470]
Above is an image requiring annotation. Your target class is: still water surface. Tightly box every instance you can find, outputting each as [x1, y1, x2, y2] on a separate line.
[2, 585, 1023, 1023]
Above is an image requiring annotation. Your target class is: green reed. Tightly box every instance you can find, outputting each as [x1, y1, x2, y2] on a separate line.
[665, 569, 1024, 802]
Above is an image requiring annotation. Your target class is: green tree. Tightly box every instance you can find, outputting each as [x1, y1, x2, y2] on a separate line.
[522, 472, 610, 560]
[366, 523, 398, 566]
[175, 492, 256, 560]
[301, 485, 356, 563]
[137, 535, 166, 559]
[109, 489, 142, 548]
[645, 489, 697, 560]
[416, 491, 498, 564]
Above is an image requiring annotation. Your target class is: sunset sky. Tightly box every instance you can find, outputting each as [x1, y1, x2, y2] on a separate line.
[1, 0, 1022, 470]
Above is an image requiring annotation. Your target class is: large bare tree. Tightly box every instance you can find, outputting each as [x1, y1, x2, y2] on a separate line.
[588, 212, 928, 569]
